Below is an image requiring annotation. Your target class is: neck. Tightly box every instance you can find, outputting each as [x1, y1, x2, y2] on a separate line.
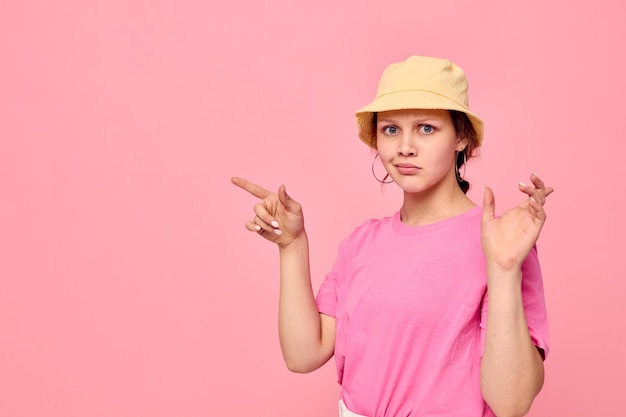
[399, 179, 476, 226]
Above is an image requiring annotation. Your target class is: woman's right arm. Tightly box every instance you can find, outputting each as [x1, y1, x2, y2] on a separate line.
[231, 177, 336, 373]
[278, 234, 336, 372]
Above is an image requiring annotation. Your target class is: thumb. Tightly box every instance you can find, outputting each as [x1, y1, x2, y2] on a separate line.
[278, 184, 297, 211]
[482, 186, 496, 223]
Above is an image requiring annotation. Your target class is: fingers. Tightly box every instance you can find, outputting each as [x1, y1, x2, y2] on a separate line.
[518, 173, 554, 205]
[482, 186, 496, 223]
[518, 173, 550, 220]
[245, 220, 265, 234]
[529, 173, 555, 199]
[529, 173, 545, 190]
[253, 203, 282, 235]
[231, 176, 271, 199]
[245, 216, 281, 236]
[232, 177, 298, 238]
[528, 197, 547, 221]
[518, 182, 540, 203]
[245, 214, 281, 236]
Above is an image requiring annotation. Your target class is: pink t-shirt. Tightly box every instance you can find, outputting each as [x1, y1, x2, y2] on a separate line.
[316, 207, 549, 417]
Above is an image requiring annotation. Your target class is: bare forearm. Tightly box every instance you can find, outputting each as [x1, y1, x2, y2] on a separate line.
[481, 266, 544, 417]
[278, 233, 332, 372]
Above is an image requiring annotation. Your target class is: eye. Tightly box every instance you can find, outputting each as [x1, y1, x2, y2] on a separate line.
[382, 125, 399, 135]
[419, 125, 435, 134]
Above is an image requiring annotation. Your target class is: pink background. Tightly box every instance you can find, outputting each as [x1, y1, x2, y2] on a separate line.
[1, 0, 623, 415]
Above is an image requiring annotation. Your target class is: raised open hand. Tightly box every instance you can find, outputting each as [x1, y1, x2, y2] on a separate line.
[231, 177, 305, 248]
[481, 173, 554, 272]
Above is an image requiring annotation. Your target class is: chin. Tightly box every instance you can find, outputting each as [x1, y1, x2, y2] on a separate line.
[394, 181, 429, 194]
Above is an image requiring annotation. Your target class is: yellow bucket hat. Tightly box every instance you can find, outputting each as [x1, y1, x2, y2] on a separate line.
[355, 55, 484, 149]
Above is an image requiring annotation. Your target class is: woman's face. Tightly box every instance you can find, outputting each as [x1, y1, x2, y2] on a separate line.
[375, 109, 467, 194]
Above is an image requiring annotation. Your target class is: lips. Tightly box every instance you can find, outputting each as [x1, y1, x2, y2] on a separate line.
[395, 163, 420, 175]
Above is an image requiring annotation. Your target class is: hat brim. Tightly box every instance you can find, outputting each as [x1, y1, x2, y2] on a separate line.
[355, 90, 484, 149]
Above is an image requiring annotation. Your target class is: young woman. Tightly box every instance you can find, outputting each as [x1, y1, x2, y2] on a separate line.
[232, 55, 552, 417]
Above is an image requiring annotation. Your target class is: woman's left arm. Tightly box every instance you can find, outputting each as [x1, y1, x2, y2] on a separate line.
[480, 174, 553, 417]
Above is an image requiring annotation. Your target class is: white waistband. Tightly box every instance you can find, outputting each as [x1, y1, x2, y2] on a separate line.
[338, 399, 367, 417]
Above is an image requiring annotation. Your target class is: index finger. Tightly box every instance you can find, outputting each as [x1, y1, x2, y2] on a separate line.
[530, 173, 546, 189]
[529, 174, 555, 198]
[231, 176, 271, 199]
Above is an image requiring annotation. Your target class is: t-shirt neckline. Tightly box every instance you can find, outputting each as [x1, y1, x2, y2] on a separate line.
[392, 206, 482, 235]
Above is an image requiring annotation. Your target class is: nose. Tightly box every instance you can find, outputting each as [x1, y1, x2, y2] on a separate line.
[398, 132, 417, 156]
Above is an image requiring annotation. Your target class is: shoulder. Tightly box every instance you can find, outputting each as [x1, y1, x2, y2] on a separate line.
[338, 213, 396, 251]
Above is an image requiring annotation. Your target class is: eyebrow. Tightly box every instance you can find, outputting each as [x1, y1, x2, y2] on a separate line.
[377, 117, 442, 124]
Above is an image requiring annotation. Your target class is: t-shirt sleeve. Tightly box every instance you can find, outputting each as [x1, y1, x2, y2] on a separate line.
[315, 239, 351, 318]
[480, 245, 550, 359]
[316, 270, 337, 317]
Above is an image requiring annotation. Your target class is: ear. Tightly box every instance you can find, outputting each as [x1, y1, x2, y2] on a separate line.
[456, 137, 469, 152]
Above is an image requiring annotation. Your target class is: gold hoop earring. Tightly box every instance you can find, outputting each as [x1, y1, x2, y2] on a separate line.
[455, 151, 467, 180]
[372, 154, 394, 184]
